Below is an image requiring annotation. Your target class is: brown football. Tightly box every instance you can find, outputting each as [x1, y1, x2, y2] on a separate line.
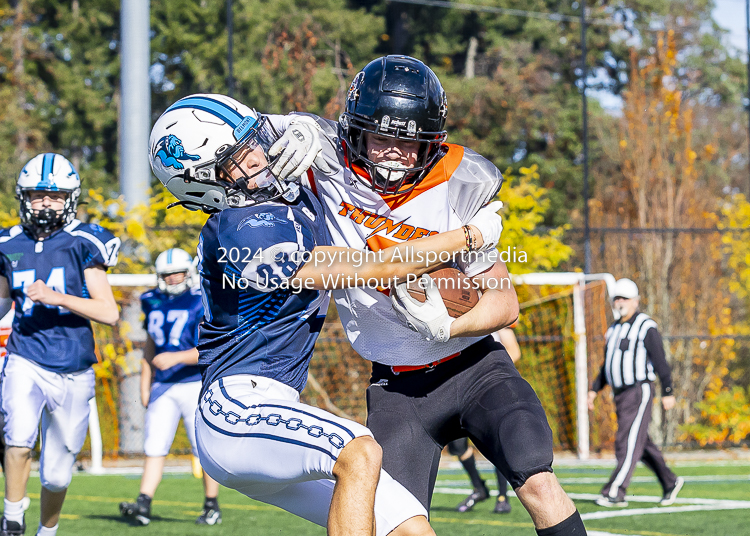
[405, 267, 480, 318]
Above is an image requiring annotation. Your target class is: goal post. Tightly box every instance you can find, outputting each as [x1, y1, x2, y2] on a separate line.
[98, 272, 616, 464]
[512, 272, 616, 459]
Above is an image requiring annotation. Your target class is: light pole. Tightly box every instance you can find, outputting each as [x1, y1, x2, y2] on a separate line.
[581, 0, 591, 274]
[227, 0, 234, 97]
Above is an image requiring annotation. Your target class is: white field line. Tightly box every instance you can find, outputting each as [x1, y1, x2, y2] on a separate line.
[566, 492, 750, 506]
[433, 486, 516, 498]
[31, 465, 194, 477]
[433, 486, 750, 520]
[588, 532, 638, 536]
[436, 474, 750, 486]
[451, 459, 750, 470]
[557, 474, 750, 484]
[580, 502, 750, 520]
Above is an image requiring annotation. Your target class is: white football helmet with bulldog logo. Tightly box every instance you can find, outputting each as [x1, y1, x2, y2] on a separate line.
[149, 94, 299, 213]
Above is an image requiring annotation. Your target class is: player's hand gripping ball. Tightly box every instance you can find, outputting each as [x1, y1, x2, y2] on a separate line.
[391, 268, 480, 343]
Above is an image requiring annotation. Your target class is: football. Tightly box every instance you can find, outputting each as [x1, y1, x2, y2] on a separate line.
[405, 267, 480, 318]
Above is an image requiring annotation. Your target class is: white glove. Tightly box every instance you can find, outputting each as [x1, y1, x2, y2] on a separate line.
[391, 274, 455, 343]
[467, 201, 504, 251]
[268, 117, 333, 180]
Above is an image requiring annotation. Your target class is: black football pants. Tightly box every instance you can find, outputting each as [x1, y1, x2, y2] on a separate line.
[367, 336, 554, 510]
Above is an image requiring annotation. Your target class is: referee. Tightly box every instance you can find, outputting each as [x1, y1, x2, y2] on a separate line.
[588, 278, 684, 507]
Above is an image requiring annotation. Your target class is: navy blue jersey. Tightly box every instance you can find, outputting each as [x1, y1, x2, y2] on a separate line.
[141, 286, 203, 402]
[197, 188, 331, 393]
[0, 220, 120, 373]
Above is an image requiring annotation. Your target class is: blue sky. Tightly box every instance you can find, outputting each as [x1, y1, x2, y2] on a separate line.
[590, 1, 747, 114]
[714, 0, 747, 55]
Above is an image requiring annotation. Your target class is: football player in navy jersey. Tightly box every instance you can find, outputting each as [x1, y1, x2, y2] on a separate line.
[148, 94, 504, 536]
[119, 248, 221, 527]
[0, 153, 120, 536]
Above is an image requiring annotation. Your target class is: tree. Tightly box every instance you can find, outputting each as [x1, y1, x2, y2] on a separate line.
[591, 31, 735, 444]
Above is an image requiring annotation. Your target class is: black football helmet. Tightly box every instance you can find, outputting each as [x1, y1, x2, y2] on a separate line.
[339, 56, 448, 195]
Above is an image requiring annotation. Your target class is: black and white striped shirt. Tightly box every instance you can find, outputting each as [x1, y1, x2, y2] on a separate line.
[591, 311, 673, 396]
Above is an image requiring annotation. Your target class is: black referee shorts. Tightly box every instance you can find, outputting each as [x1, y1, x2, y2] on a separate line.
[366, 336, 554, 510]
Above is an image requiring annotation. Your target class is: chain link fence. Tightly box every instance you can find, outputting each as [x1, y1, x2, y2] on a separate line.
[80, 279, 748, 460]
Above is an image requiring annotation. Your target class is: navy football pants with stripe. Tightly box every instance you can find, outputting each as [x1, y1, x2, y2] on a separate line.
[602, 381, 677, 501]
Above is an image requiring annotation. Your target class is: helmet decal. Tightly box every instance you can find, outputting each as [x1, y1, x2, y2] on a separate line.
[166, 96, 245, 127]
[38, 154, 59, 190]
[149, 93, 297, 213]
[347, 71, 365, 102]
[154, 135, 201, 170]
[439, 93, 448, 118]
[166, 95, 258, 141]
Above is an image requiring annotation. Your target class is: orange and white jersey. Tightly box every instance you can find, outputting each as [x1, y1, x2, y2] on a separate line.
[268, 114, 503, 366]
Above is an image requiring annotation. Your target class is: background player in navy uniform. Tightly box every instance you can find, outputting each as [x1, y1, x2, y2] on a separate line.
[119, 248, 221, 526]
[149, 94, 504, 536]
[0, 153, 120, 536]
[268, 56, 587, 536]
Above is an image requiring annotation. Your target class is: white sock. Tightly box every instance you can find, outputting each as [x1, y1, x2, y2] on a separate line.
[37, 523, 58, 536]
[3, 498, 25, 523]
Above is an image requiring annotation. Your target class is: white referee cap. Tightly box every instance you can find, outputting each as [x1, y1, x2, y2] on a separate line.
[613, 278, 639, 300]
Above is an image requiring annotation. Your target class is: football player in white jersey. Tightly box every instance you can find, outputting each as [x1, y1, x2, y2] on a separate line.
[119, 249, 221, 526]
[0, 154, 121, 536]
[148, 93, 504, 536]
[267, 56, 588, 536]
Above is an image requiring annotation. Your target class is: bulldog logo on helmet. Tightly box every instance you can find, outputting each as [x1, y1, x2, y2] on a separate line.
[154, 135, 201, 170]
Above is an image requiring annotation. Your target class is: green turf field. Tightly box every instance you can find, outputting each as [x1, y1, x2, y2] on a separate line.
[5, 461, 750, 535]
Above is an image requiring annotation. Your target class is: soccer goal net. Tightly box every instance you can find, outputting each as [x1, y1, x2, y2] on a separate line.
[85, 272, 616, 469]
[303, 272, 619, 459]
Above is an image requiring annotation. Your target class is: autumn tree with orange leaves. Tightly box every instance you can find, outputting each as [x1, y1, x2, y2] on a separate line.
[591, 31, 737, 445]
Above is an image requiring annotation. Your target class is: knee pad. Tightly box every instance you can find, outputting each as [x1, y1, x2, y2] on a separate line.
[40, 446, 76, 493]
[40, 461, 73, 493]
[447, 438, 469, 457]
[471, 376, 554, 489]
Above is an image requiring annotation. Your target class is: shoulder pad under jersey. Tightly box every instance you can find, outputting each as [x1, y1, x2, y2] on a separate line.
[64, 220, 121, 267]
[0, 225, 24, 244]
[448, 148, 504, 224]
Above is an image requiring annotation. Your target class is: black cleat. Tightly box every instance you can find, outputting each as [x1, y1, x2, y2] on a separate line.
[195, 507, 222, 525]
[493, 498, 511, 514]
[0, 515, 26, 536]
[119, 500, 151, 526]
[456, 481, 490, 512]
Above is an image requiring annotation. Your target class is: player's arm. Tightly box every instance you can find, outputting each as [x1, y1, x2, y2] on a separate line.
[448, 260, 519, 338]
[498, 327, 521, 363]
[295, 201, 504, 289]
[295, 225, 481, 289]
[151, 347, 199, 371]
[25, 265, 119, 325]
[141, 336, 156, 407]
[0, 275, 11, 318]
[588, 350, 608, 410]
[644, 327, 676, 410]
